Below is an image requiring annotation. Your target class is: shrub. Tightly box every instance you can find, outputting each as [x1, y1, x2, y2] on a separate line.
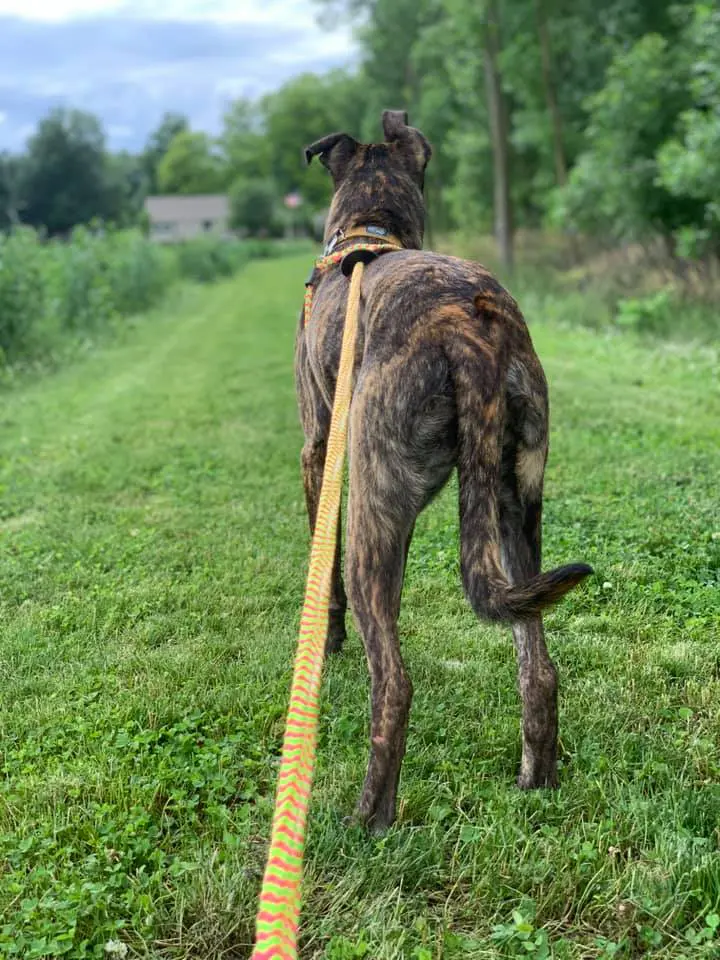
[175, 235, 251, 284]
[0, 228, 47, 362]
[45, 226, 117, 332]
[615, 288, 719, 340]
[105, 230, 176, 316]
[0, 226, 283, 370]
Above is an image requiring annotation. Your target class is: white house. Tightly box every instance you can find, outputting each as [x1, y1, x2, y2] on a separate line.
[144, 195, 231, 243]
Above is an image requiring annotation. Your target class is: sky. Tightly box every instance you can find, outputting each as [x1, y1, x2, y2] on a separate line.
[0, 0, 356, 151]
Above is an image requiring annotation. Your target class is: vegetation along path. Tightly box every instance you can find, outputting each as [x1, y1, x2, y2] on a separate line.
[1, 255, 719, 959]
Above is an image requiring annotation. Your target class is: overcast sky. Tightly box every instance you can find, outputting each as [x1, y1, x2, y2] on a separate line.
[0, 1, 355, 151]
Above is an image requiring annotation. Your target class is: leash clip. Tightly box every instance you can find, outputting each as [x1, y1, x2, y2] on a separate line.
[323, 229, 344, 256]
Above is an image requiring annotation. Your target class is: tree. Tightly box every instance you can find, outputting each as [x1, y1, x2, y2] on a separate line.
[259, 71, 365, 210]
[535, 0, 567, 186]
[221, 98, 272, 184]
[242, 0, 708, 258]
[316, 0, 465, 235]
[156, 131, 227, 195]
[229, 178, 279, 236]
[484, 0, 514, 269]
[20, 109, 115, 235]
[553, 32, 699, 245]
[0, 153, 25, 230]
[141, 112, 189, 194]
[351, 0, 438, 140]
[656, 4, 720, 257]
[104, 151, 147, 228]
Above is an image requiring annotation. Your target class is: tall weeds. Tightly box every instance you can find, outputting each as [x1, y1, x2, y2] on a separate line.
[0, 227, 272, 370]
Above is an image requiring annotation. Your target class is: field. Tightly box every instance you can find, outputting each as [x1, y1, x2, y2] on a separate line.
[1, 254, 719, 959]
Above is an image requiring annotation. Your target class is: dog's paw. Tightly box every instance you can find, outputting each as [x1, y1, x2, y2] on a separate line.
[325, 631, 345, 656]
[350, 806, 394, 836]
[516, 770, 559, 790]
[325, 608, 346, 656]
[353, 787, 398, 835]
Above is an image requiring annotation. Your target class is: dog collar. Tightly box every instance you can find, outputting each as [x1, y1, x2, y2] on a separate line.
[323, 225, 402, 257]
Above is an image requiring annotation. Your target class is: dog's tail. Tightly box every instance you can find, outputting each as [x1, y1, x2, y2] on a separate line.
[442, 304, 592, 623]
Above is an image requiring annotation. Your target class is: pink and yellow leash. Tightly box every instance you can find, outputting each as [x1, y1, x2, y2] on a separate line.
[251, 239, 402, 960]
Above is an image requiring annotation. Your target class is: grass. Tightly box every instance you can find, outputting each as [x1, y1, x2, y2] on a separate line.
[0, 253, 718, 959]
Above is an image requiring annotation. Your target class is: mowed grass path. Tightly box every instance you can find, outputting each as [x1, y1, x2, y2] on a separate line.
[1, 256, 719, 959]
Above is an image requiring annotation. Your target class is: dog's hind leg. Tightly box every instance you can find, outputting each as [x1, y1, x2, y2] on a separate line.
[502, 509, 559, 789]
[500, 372, 558, 789]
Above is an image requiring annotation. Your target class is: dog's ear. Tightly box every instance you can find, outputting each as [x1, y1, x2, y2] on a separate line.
[382, 110, 432, 186]
[304, 132, 359, 185]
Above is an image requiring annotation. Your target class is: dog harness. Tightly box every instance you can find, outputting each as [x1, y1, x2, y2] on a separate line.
[303, 225, 404, 328]
[251, 227, 402, 960]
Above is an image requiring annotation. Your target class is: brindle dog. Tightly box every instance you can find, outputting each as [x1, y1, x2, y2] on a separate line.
[296, 110, 592, 833]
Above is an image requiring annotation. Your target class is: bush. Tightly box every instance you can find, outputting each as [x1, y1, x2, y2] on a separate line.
[175, 235, 251, 284]
[615, 288, 719, 340]
[45, 227, 118, 332]
[106, 230, 176, 315]
[0, 227, 270, 370]
[0, 228, 47, 362]
[40, 227, 176, 339]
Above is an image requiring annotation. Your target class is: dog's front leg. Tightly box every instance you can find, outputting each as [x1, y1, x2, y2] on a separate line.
[296, 342, 347, 654]
[301, 436, 347, 654]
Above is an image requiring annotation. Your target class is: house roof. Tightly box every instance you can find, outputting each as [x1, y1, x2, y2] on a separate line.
[144, 195, 230, 223]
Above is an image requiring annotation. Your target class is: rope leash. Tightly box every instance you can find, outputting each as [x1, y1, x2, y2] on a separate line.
[251, 240, 401, 960]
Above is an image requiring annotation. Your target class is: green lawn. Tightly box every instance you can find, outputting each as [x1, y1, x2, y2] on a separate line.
[1, 256, 718, 959]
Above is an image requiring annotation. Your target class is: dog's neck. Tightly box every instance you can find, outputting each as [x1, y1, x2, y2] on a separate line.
[323, 190, 426, 253]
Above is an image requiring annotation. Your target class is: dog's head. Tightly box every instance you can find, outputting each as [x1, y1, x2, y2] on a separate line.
[305, 110, 431, 250]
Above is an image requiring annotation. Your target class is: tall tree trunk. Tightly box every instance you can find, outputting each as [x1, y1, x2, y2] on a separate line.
[424, 192, 435, 250]
[535, 0, 567, 186]
[483, 0, 513, 272]
[424, 170, 436, 250]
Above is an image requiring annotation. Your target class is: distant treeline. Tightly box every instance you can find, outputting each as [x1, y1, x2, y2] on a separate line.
[1, 2, 719, 268]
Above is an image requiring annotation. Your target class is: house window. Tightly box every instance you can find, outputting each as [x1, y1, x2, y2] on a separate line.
[203, 219, 214, 232]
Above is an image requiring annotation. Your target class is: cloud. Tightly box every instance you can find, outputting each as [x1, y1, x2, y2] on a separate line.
[0, 0, 345, 27]
[0, 0, 119, 17]
[0, 3, 355, 151]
